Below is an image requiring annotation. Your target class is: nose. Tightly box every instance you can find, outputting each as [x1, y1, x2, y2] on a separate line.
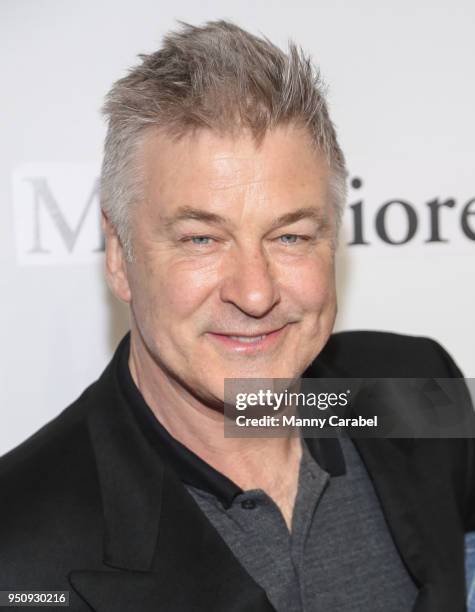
[219, 245, 280, 317]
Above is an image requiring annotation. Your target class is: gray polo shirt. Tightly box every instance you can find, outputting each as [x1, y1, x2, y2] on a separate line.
[187, 436, 417, 611]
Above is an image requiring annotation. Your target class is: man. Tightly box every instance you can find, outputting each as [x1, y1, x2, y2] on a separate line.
[1, 20, 474, 612]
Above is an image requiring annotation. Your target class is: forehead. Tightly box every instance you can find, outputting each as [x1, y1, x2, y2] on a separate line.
[139, 125, 331, 219]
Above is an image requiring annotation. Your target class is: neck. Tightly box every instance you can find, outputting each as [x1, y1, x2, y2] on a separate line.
[128, 330, 303, 527]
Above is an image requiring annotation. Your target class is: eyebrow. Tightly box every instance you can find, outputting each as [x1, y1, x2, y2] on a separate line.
[162, 205, 328, 231]
[162, 206, 228, 230]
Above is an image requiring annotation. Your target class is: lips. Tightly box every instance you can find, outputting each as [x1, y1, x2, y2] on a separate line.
[210, 324, 287, 338]
[206, 325, 289, 353]
[227, 334, 267, 343]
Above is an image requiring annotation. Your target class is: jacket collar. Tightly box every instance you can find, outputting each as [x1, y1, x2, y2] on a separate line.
[83, 333, 163, 571]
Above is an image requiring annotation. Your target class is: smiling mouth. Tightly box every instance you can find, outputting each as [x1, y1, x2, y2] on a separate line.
[212, 324, 286, 339]
[206, 324, 289, 352]
[227, 334, 268, 343]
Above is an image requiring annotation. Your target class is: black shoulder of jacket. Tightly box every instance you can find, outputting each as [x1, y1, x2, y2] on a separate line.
[318, 329, 464, 378]
[0, 384, 104, 583]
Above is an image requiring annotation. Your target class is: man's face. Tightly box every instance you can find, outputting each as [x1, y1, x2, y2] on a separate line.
[112, 124, 338, 406]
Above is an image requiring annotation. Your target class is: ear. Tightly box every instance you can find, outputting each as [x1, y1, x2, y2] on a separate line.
[102, 212, 132, 303]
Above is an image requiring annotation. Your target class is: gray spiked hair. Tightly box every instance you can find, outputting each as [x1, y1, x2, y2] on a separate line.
[101, 20, 347, 260]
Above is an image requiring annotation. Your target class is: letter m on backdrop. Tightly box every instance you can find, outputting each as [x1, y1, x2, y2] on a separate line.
[12, 163, 103, 265]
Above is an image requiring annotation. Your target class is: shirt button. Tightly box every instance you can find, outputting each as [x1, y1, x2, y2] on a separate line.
[241, 499, 257, 510]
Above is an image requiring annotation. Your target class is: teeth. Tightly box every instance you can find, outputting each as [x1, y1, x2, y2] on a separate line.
[229, 335, 266, 343]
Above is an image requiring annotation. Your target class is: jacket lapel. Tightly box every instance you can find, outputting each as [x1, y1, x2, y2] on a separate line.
[306, 357, 434, 610]
[68, 340, 274, 612]
[352, 438, 428, 588]
[351, 434, 469, 611]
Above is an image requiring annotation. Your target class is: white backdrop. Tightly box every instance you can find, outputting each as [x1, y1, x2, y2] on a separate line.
[1, 0, 474, 455]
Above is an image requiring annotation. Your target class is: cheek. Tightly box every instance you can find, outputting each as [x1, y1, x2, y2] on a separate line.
[281, 257, 335, 312]
[137, 259, 219, 327]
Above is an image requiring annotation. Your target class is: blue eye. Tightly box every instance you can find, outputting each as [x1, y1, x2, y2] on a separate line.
[280, 234, 299, 244]
[191, 236, 212, 245]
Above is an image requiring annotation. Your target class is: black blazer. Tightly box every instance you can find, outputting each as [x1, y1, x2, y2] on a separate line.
[1, 331, 474, 612]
